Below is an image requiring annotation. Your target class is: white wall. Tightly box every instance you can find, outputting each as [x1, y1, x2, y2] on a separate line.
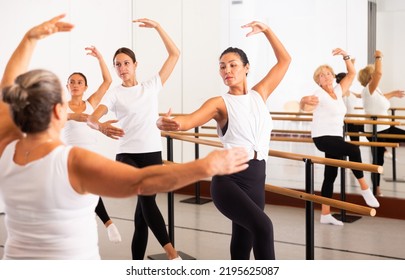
[5, 0, 402, 162]
[377, 0, 405, 112]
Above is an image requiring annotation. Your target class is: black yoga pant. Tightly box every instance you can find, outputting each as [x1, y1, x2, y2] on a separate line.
[116, 152, 170, 260]
[366, 126, 405, 186]
[95, 197, 110, 225]
[313, 136, 364, 198]
[346, 123, 364, 141]
[211, 160, 275, 260]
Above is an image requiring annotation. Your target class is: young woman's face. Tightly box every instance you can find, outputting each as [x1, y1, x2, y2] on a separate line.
[219, 52, 248, 87]
[66, 74, 87, 96]
[113, 53, 136, 82]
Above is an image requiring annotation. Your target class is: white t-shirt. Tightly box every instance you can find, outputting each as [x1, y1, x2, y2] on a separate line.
[100, 74, 163, 154]
[362, 85, 390, 132]
[343, 91, 365, 120]
[218, 90, 272, 161]
[61, 101, 98, 151]
[0, 141, 100, 259]
[311, 84, 346, 138]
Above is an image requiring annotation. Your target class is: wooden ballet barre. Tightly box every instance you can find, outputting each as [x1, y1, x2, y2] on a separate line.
[268, 149, 382, 174]
[265, 184, 376, 217]
[162, 158, 377, 217]
[162, 131, 383, 174]
[345, 119, 402, 126]
[346, 132, 405, 140]
[167, 131, 399, 148]
[345, 113, 405, 120]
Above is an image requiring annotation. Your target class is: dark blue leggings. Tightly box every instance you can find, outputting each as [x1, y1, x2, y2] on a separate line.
[116, 152, 170, 260]
[313, 136, 364, 198]
[211, 160, 275, 260]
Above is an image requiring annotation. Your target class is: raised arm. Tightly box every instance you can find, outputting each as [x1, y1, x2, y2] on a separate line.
[368, 50, 383, 95]
[133, 18, 180, 85]
[333, 48, 355, 95]
[0, 14, 73, 154]
[86, 46, 112, 108]
[69, 145, 249, 197]
[244, 21, 291, 101]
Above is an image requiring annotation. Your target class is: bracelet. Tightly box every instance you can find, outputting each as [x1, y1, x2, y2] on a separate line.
[343, 55, 351, 61]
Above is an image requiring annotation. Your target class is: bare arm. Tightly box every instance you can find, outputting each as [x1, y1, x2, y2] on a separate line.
[384, 90, 405, 99]
[332, 48, 355, 95]
[0, 14, 73, 154]
[68, 146, 249, 197]
[299, 95, 318, 112]
[133, 18, 180, 85]
[157, 96, 226, 132]
[243, 21, 291, 101]
[368, 50, 383, 95]
[87, 104, 125, 139]
[86, 46, 112, 108]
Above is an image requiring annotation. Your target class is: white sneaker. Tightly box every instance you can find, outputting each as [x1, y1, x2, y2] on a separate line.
[384, 151, 393, 159]
[107, 223, 122, 243]
[361, 189, 380, 208]
[172, 255, 182, 260]
[320, 214, 344, 226]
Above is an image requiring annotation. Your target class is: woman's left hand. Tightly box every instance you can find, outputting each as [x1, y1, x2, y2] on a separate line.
[332, 48, 348, 57]
[133, 18, 158, 29]
[26, 14, 74, 41]
[241, 21, 269, 37]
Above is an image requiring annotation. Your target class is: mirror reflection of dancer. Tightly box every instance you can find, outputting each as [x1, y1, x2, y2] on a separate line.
[157, 21, 291, 260]
[300, 49, 379, 226]
[63, 46, 121, 243]
[358, 50, 405, 196]
[0, 14, 249, 260]
[88, 18, 183, 260]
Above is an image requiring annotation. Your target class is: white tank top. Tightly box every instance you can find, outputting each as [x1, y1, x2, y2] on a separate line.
[0, 141, 100, 259]
[217, 90, 272, 161]
[61, 101, 98, 151]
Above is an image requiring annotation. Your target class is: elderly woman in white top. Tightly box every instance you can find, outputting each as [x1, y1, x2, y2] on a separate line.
[300, 49, 379, 226]
[358, 50, 405, 196]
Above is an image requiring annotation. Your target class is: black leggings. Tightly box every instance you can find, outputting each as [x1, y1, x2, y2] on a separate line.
[116, 152, 170, 260]
[366, 126, 405, 186]
[313, 136, 364, 198]
[95, 197, 110, 224]
[211, 160, 274, 260]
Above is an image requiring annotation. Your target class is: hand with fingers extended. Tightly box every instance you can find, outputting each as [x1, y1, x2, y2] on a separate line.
[87, 119, 124, 140]
[156, 108, 180, 131]
[132, 18, 159, 29]
[26, 14, 74, 41]
[204, 147, 249, 176]
[241, 21, 269, 37]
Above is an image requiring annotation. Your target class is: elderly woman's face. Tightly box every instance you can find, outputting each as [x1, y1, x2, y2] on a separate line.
[318, 68, 334, 87]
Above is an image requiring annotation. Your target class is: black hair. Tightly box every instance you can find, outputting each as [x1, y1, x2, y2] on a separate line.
[335, 72, 347, 84]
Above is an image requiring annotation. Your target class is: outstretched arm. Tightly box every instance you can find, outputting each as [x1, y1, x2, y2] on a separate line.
[69, 145, 249, 197]
[156, 96, 226, 132]
[133, 18, 180, 85]
[0, 14, 74, 154]
[244, 21, 291, 101]
[86, 46, 112, 108]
